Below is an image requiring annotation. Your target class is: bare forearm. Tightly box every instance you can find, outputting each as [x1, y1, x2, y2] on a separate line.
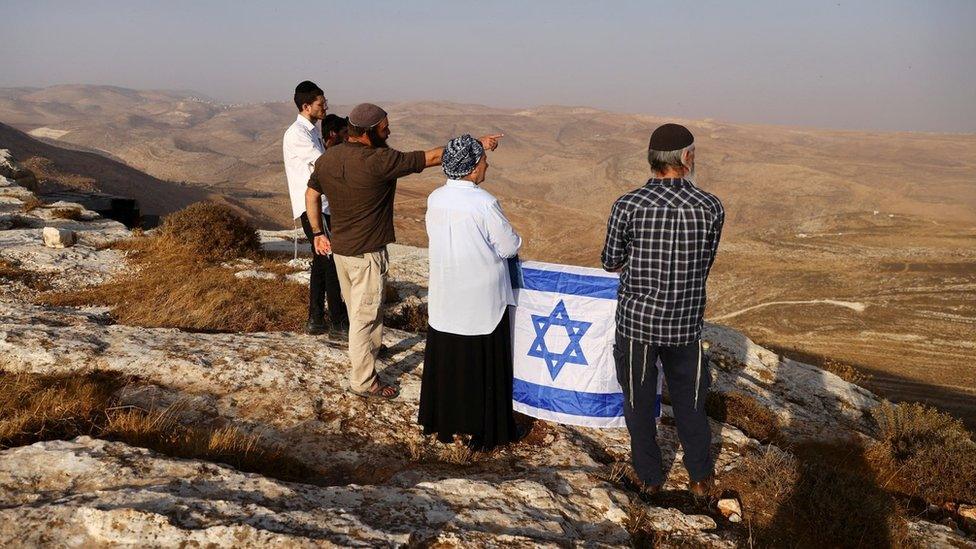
[424, 147, 444, 168]
[305, 189, 323, 232]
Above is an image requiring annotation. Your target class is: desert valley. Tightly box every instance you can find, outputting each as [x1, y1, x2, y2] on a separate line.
[2, 84, 974, 426]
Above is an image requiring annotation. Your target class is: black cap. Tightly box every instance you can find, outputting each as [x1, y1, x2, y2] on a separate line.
[648, 123, 694, 151]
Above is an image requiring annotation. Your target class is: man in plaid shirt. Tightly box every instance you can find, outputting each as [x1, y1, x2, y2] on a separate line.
[602, 123, 724, 497]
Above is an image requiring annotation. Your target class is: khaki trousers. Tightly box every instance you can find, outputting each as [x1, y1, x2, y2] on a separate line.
[333, 248, 388, 392]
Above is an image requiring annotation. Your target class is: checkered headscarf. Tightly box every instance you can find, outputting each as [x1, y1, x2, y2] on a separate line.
[442, 134, 484, 179]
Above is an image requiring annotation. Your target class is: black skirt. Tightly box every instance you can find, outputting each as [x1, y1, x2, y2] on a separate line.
[418, 310, 517, 450]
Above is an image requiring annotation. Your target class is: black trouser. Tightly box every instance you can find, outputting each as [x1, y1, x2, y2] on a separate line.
[299, 212, 347, 325]
[613, 333, 713, 486]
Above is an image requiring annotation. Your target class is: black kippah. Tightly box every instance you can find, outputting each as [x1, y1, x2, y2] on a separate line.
[648, 123, 694, 151]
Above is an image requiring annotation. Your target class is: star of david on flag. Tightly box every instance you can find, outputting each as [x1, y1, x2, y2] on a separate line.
[528, 300, 592, 380]
[508, 260, 663, 429]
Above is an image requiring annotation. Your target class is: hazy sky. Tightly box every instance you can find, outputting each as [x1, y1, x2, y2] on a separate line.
[2, 0, 974, 132]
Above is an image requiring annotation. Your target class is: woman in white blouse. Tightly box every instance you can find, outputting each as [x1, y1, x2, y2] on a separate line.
[418, 134, 525, 451]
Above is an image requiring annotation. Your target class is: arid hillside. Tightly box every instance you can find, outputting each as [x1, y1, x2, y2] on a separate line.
[0, 122, 228, 216]
[3, 85, 974, 240]
[2, 84, 974, 425]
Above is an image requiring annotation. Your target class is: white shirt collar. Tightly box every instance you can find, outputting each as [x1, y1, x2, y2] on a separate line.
[296, 114, 316, 132]
[445, 178, 477, 189]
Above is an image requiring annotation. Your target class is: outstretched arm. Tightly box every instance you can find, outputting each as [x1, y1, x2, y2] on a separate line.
[422, 134, 504, 168]
[423, 147, 444, 167]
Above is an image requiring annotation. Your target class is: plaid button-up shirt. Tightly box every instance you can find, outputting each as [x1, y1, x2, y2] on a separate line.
[601, 178, 724, 345]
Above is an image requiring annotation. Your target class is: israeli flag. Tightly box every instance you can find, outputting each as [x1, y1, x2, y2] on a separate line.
[509, 260, 662, 429]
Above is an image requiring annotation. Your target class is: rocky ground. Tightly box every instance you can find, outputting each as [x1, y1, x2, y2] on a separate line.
[1, 149, 973, 547]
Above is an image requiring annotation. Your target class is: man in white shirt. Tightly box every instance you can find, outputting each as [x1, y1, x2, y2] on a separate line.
[282, 80, 347, 335]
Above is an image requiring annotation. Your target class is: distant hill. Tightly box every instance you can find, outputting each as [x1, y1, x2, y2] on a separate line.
[2, 85, 974, 242]
[0, 121, 233, 217]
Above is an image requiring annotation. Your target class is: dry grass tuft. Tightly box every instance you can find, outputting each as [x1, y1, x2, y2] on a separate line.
[20, 196, 43, 212]
[404, 433, 490, 465]
[705, 391, 780, 444]
[39, 229, 307, 333]
[102, 404, 310, 480]
[50, 207, 84, 220]
[722, 442, 910, 547]
[0, 370, 316, 482]
[385, 302, 428, 333]
[159, 201, 260, 262]
[604, 461, 631, 485]
[822, 358, 870, 385]
[870, 401, 976, 504]
[0, 370, 122, 448]
[406, 435, 431, 462]
[0, 259, 51, 291]
[437, 441, 478, 464]
[721, 447, 799, 527]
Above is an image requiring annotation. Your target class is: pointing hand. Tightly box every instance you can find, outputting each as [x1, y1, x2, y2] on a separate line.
[479, 134, 504, 152]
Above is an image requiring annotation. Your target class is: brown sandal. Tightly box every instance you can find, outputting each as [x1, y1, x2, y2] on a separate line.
[350, 380, 399, 400]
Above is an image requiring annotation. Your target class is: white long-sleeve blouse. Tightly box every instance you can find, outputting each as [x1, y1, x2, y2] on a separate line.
[425, 179, 522, 335]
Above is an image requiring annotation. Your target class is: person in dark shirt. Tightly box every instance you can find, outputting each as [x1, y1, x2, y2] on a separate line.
[321, 114, 348, 149]
[305, 102, 502, 400]
[602, 123, 725, 497]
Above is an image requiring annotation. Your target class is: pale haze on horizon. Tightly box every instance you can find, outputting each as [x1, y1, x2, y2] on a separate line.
[1, 0, 974, 133]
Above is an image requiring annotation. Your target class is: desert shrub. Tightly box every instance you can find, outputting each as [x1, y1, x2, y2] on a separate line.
[38, 237, 307, 332]
[159, 201, 260, 262]
[870, 401, 976, 504]
[705, 391, 780, 443]
[0, 370, 315, 482]
[821, 358, 870, 385]
[51, 207, 83, 220]
[723, 443, 909, 548]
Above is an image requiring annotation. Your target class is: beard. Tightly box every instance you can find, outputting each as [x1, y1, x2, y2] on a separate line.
[367, 127, 389, 148]
[683, 161, 696, 183]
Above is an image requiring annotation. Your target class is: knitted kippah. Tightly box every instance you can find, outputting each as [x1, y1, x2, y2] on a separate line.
[442, 134, 485, 179]
[648, 123, 694, 151]
[348, 103, 387, 128]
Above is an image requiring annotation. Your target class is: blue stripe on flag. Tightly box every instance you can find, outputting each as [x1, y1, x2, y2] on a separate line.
[513, 378, 623, 417]
[518, 267, 618, 299]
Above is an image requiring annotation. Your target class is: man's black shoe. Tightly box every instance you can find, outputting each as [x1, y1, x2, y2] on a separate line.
[330, 318, 350, 337]
[306, 318, 329, 335]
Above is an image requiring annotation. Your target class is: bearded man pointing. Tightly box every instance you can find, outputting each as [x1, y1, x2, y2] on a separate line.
[306, 103, 502, 400]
